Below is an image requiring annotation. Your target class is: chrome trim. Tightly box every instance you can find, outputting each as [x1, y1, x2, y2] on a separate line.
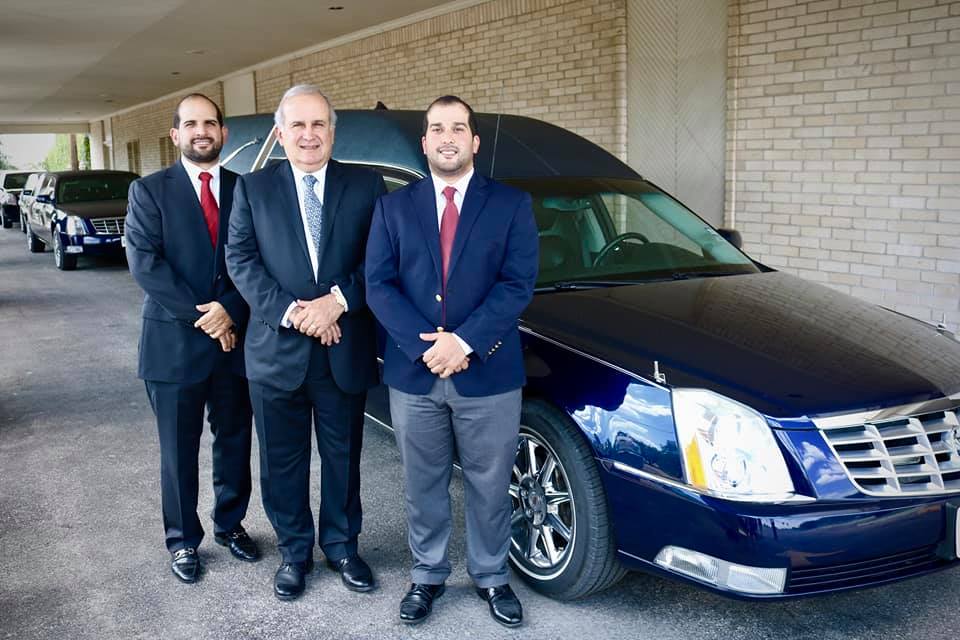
[251, 128, 278, 171]
[221, 138, 262, 168]
[518, 324, 667, 390]
[611, 461, 816, 504]
[90, 217, 124, 235]
[812, 392, 960, 429]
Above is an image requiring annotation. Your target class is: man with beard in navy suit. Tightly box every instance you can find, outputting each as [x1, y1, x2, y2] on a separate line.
[126, 93, 259, 583]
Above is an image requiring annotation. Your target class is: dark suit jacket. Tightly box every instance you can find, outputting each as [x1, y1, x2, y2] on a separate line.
[125, 162, 248, 383]
[226, 159, 386, 394]
[365, 173, 539, 397]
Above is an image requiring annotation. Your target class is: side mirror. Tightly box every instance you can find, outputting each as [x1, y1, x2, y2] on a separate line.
[718, 228, 742, 249]
[35, 193, 52, 204]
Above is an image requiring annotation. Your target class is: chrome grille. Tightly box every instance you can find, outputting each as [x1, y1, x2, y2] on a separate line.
[819, 405, 960, 497]
[90, 217, 124, 235]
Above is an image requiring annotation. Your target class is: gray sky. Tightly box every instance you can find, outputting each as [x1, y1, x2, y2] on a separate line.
[1, 134, 56, 170]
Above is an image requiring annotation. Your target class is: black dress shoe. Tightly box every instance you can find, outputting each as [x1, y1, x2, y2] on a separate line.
[326, 555, 375, 592]
[476, 584, 523, 627]
[274, 559, 314, 601]
[399, 583, 445, 625]
[170, 547, 201, 583]
[214, 528, 260, 562]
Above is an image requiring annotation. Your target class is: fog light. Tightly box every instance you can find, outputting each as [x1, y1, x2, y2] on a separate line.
[654, 546, 786, 595]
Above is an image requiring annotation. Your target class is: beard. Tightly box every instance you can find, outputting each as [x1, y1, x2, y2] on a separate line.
[180, 137, 222, 164]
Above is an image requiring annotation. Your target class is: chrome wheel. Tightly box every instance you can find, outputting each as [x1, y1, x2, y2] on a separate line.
[54, 233, 63, 267]
[509, 428, 575, 576]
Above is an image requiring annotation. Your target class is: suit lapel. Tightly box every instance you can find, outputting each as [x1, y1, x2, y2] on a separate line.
[276, 161, 313, 271]
[318, 159, 346, 268]
[410, 178, 442, 283]
[446, 173, 490, 282]
[168, 162, 214, 265]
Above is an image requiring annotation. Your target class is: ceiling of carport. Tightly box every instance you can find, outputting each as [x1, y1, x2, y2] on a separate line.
[0, 0, 458, 125]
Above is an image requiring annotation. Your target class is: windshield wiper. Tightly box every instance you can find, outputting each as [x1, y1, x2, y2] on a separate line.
[670, 271, 746, 281]
[534, 281, 628, 292]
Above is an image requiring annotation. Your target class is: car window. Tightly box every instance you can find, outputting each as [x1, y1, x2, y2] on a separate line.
[57, 174, 136, 203]
[3, 173, 29, 189]
[504, 177, 758, 286]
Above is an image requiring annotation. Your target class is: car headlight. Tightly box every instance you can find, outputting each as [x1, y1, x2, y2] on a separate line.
[673, 389, 795, 501]
[65, 215, 87, 236]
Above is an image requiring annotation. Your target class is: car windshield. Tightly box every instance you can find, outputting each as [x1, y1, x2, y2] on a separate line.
[501, 177, 759, 287]
[57, 174, 135, 203]
[3, 173, 30, 189]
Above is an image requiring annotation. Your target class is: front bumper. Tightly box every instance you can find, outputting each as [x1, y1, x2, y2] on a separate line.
[60, 232, 125, 256]
[604, 462, 960, 599]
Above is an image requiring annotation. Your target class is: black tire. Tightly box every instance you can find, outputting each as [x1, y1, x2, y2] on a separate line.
[27, 225, 44, 253]
[1, 207, 11, 229]
[53, 233, 76, 270]
[508, 399, 626, 600]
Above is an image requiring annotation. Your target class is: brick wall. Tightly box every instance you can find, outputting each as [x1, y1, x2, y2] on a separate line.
[255, 0, 627, 160]
[110, 82, 223, 177]
[727, 0, 960, 330]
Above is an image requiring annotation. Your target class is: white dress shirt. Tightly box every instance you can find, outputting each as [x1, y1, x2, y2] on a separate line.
[180, 156, 220, 206]
[429, 170, 475, 356]
[281, 162, 347, 328]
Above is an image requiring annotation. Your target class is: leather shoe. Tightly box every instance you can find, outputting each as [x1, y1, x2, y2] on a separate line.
[214, 528, 260, 562]
[326, 555, 375, 592]
[476, 584, 523, 627]
[170, 547, 201, 583]
[274, 559, 314, 601]
[399, 583, 445, 624]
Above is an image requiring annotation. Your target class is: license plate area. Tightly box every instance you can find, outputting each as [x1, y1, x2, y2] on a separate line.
[938, 501, 960, 560]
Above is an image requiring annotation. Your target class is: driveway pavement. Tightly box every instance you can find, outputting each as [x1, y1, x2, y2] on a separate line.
[1, 227, 958, 640]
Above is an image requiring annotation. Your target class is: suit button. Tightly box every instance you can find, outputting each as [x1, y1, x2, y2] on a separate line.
[435, 294, 442, 302]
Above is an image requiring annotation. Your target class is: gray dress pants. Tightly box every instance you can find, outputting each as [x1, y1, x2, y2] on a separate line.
[389, 377, 521, 588]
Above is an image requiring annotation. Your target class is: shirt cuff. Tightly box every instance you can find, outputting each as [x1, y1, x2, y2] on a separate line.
[452, 333, 473, 356]
[331, 285, 349, 312]
[280, 301, 298, 328]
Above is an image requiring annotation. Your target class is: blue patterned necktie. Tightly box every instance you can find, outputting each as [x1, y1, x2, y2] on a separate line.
[302, 174, 324, 257]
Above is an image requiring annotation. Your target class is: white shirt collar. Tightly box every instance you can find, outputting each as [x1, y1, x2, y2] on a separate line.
[180, 156, 220, 183]
[430, 168, 474, 203]
[291, 162, 329, 203]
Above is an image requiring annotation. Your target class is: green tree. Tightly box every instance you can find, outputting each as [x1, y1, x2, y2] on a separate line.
[42, 134, 91, 171]
[0, 140, 13, 169]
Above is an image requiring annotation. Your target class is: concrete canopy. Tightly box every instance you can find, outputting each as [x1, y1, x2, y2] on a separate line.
[0, 0, 458, 129]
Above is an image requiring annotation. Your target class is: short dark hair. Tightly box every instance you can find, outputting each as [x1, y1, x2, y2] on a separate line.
[422, 95, 478, 137]
[173, 93, 224, 128]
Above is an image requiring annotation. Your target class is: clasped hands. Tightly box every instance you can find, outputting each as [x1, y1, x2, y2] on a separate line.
[291, 294, 343, 346]
[420, 331, 469, 379]
[195, 301, 236, 352]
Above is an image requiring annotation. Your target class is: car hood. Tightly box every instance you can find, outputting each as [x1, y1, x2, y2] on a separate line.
[58, 200, 128, 219]
[523, 271, 960, 420]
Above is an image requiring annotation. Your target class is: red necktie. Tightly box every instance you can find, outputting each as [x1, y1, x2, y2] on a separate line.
[440, 185, 459, 288]
[199, 171, 219, 247]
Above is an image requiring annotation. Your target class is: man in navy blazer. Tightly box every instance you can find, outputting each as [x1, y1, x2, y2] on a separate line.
[126, 94, 258, 584]
[226, 85, 386, 601]
[365, 96, 538, 627]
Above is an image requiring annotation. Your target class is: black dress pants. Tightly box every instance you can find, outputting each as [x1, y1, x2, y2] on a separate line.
[145, 360, 253, 552]
[248, 369, 365, 564]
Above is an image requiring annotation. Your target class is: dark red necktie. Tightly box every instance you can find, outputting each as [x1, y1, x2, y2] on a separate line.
[440, 185, 459, 288]
[199, 171, 219, 247]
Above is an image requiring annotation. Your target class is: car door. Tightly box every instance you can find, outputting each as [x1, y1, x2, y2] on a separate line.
[32, 175, 56, 241]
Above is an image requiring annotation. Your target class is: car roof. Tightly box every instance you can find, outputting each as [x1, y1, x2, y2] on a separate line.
[44, 170, 139, 179]
[223, 110, 640, 180]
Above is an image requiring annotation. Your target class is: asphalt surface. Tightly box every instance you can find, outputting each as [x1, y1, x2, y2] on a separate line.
[1, 225, 959, 640]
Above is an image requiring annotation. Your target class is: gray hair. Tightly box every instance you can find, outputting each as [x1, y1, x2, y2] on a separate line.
[274, 84, 338, 128]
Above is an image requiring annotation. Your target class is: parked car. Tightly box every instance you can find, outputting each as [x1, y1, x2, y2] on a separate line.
[25, 170, 138, 270]
[0, 170, 31, 228]
[221, 111, 960, 600]
[18, 172, 44, 235]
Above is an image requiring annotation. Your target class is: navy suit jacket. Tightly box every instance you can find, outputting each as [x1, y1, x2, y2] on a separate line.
[226, 159, 386, 394]
[365, 173, 538, 397]
[125, 162, 248, 383]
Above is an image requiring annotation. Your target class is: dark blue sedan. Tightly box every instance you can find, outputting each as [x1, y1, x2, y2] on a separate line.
[222, 110, 960, 600]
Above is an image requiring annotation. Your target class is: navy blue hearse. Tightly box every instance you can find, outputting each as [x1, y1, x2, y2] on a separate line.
[25, 170, 138, 270]
[222, 110, 960, 600]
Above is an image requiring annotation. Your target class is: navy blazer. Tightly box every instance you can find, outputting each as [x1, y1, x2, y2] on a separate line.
[226, 159, 387, 394]
[125, 162, 248, 383]
[365, 173, 539, 397]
